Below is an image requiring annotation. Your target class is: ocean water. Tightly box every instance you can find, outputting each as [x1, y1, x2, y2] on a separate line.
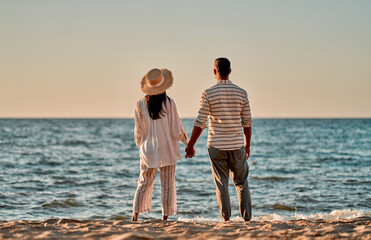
[0, 119, 370, 222]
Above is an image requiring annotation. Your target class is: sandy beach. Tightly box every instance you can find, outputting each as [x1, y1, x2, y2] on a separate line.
[0, 217, 370, 239]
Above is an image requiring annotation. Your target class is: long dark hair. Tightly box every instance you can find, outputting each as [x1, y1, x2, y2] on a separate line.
[145, 92, 170, 120]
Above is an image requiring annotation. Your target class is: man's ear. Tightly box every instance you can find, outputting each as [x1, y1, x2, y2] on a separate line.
[213, 69, 217, 75]
[229, 69, 232, 75]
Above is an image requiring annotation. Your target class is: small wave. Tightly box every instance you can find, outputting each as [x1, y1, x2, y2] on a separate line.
[38, 156, 62, 166]
[177, 209, 371, 222]
[113, 168, 135, 178]
[251, 176, 294, 182]
[259, 209, 371, 221]
[177, 216, 222, 223]
[88, 215, 106, 220]
[109, 215, 127, 220]
[41, 199, 84, 209]
[77, 180, 109, 187]
[32, 168, 55, 174]
[292, 209, 371, 220]
[272, 204, 296, 211]
[254, 213, 285, 222]
[316, 156, 354, 163]
[295, 195, 319, 203]
[60, 140, 92, 147]
[54, 180, 76, 185]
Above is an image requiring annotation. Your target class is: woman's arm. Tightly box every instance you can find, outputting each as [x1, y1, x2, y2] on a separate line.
[134, 101, 144, 147]
[170, 98, 189, 145]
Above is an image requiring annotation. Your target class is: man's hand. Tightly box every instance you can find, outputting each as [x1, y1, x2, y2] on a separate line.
[185, 145, 195, 158]
[245, 146, 250, 160]
[243, 127, 252, 160]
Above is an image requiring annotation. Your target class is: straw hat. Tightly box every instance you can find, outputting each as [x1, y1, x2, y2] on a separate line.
[141, 68, 173, 95]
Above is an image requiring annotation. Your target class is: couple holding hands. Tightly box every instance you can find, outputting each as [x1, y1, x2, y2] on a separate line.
[132, 58, 252, 222]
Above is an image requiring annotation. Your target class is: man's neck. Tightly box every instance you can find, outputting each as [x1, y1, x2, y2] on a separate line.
[217, 76, 229, 81]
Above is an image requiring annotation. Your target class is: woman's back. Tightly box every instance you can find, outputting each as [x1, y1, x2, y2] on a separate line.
[135, 96, 188, 168]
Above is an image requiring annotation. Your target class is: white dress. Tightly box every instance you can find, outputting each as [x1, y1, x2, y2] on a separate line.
[134, 97, 189, 168]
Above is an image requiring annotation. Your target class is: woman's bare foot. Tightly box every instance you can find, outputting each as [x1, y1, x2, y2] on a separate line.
[132, 213, 139, 221]
[163, 216, 168, 221]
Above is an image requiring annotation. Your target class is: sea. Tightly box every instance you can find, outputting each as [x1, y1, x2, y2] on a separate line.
[0, 119, 370, 222]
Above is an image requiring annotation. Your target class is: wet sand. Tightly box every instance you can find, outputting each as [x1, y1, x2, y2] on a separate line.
[0, 217, 370, 239]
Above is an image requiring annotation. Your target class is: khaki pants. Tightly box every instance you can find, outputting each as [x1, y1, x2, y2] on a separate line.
[208, 146, 252, 220]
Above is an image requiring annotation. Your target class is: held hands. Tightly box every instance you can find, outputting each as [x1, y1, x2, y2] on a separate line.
[185, 145, 195, 158]
[184, 126, 202, 159]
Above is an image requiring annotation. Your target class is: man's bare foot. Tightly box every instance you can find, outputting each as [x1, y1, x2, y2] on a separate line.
[224, 217, 230, 222]
[163, 216, 168, 221]
[132, 213, 139, 221]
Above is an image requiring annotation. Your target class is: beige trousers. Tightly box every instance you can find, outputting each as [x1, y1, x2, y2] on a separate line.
[133, 164, 177, 216]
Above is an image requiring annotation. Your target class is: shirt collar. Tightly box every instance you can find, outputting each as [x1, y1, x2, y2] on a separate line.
[217, 79, 231, 85]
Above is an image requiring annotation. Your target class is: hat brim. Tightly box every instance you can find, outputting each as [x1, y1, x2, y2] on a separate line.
[141, 69, 173, 95]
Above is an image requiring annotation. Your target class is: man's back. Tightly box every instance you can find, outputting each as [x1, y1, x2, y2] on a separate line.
[185, 57, 253, 221]
[194, 79, 252, 151]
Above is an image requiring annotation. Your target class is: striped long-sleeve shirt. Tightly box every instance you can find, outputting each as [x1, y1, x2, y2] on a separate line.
[194, 80, 252, 151]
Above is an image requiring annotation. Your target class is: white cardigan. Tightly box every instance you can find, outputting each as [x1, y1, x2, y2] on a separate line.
[134, 97, 189, 168]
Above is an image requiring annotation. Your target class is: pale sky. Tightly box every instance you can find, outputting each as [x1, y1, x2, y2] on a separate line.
[1, 0, 370, 118]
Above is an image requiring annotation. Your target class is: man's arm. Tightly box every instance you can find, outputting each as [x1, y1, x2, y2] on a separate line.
[244, 126, 252, 159]
[185, 90, 210, 158]
[241, 90, 252, 159]
[185, 126, 203, 158]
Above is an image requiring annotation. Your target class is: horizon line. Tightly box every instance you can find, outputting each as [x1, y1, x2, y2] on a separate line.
[1, 117, 370, 120]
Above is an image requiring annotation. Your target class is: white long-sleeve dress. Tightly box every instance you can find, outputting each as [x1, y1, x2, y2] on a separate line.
[134, 97, 188, 168]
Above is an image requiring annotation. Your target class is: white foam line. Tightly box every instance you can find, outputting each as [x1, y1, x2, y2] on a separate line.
[177, 209, 371, 223]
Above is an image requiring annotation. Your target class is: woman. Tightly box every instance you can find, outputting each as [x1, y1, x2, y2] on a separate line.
[132, 68, 188, 221]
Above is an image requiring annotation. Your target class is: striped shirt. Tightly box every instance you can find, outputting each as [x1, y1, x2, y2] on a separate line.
[194, 80, 252, 151]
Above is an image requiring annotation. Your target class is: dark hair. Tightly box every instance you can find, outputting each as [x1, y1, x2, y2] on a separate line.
[214, 58, 231, 76]
[145, 92, 169, 120]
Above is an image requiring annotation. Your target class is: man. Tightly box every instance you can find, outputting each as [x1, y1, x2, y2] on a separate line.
[185, 57, 252, 221]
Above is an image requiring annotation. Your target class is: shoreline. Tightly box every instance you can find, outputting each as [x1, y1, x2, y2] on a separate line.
[1, 217, 370, 239]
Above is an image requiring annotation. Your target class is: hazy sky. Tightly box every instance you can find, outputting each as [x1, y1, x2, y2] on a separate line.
[1, 0, 370, 118]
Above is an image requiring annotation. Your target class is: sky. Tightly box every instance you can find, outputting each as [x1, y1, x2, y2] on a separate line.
[1, 0, 370, 118]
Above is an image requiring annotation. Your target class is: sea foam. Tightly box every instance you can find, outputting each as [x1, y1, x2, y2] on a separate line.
[177, 209, 371, 223]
